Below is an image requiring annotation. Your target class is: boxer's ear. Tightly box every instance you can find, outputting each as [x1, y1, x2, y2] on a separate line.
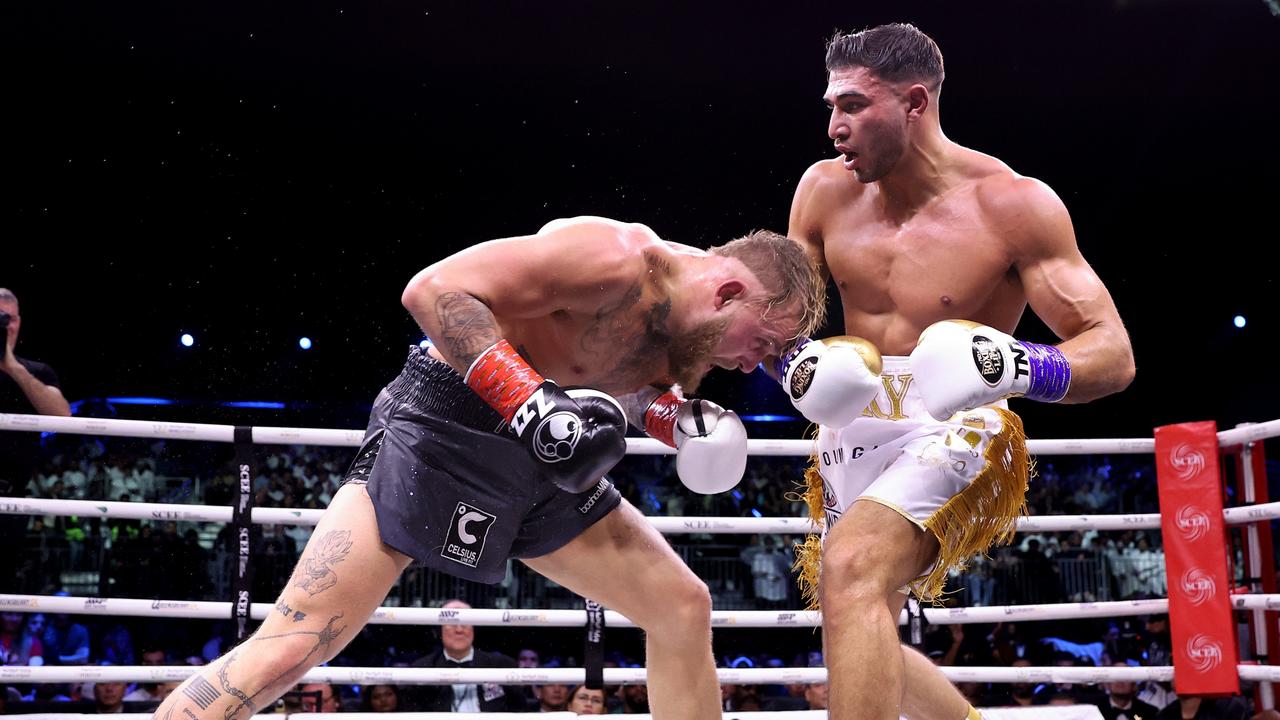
[714, 280, 747, 309]
[905, 83, 930, 121]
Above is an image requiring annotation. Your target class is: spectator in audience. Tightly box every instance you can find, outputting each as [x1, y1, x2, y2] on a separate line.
[401, 600, 527, 712]
[516, 648, 540, 704]
[41, 608, 90, 665]
[617, 683, 650, 714]
[533, 683, 570, 712]
[0, 288, 70, 418]
[1098, 662, 1159, 720]
[722, 682, 763, 712]
[1, 612, 44, 666]
[567, 684, 605, 715]
[360, 684, 400, 713]
[123, 647, 166, 701]
[98, 623, 135, 667]
[0, 289, 70, 580]
[1035, 652, 1105, 706]
[517, 648, 540, 667]
[92, 681, 127, 713]
[748, 536, 790, 609]
[1156, 695, 1249, 720]
[804, 682, 829, 711]
[1006, 658, 1036, 707]
[155, 681, 182, 703]
[24, 614, 48, 651]
[297, 682, 340, 713]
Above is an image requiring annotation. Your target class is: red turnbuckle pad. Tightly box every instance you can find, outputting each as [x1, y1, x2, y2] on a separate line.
[644, 391, 681, 449]
[465, 340, 545, 421]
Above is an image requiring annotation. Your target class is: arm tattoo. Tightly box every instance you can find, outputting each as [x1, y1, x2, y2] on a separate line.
[291, 530, 353, 596]
[434, 291, 501, 367]
[214, 613, 347, 720]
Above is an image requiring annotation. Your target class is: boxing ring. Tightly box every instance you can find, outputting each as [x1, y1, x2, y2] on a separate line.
[2, 411, 1279, 719]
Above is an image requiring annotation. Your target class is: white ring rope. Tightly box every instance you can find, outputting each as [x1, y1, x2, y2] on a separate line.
[0, 663, 1212, 685]
[18, 593, 1277, 627]
[6, 412, 1278, 453]
[0, 665, 1162, 686]
[7, 495, 1280, 532]
[0, 593, 821, 627]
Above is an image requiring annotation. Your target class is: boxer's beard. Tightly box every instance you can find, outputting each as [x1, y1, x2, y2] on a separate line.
[667, 315, 730, 393]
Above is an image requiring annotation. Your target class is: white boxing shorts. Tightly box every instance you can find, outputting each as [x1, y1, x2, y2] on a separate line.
[794, 356, 1031, 604]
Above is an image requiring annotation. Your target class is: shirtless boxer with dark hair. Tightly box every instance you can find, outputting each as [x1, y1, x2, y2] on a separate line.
[769, 23, 1136, 720]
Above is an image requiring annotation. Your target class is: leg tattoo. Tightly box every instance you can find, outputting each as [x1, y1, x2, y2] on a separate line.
[291, 531, 353, 596]
[214, 613, 348, 720]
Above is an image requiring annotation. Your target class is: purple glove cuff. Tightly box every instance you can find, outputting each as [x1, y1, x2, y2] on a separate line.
[770, 337, 813, 381]
[1023, 341, 1071, 403]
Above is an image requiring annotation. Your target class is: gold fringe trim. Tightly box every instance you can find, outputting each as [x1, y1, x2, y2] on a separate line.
[916, 407, 1031, 603]
[792, 458, 826, 610]
[791, 408, 1033, 610]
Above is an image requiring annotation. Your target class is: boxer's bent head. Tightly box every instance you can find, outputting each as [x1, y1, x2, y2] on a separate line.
[664, 230, 823, 391]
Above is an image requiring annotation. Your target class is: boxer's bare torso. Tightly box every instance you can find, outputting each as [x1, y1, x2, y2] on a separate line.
[790, 151, 1038, 356]
[413, 217, 793, 396]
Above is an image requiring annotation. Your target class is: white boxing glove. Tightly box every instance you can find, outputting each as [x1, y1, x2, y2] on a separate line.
[777, 336, 883, 427]
[909, 320, 1072, 421]
[644, 392, 747, 494]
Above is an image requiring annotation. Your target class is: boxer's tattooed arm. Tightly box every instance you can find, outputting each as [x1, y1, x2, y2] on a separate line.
[214, 613, 347, 720]
[434, 291, 501, 367]
[290, 530, 352, 597]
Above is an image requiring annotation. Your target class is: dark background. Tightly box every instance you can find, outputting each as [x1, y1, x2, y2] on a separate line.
[7, 0, 1279, 438]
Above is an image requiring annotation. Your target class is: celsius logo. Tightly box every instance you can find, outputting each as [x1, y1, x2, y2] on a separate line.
[441, 502, 496, 568]
[1169, 443, 1206, 480]
[1176, 505, 1211, 541]
[1181, 568, 1216, 606]
[1186, 634, 1223, 671]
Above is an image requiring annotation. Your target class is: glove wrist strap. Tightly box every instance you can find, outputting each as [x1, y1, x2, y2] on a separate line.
[770, 336, 813, 381]
[644, 391, 681, 448]
[1022, 341, 1071, 403]
[464, 340, 545, 421]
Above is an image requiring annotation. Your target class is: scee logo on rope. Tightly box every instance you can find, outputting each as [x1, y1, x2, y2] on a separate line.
[442, 502, 496, 568]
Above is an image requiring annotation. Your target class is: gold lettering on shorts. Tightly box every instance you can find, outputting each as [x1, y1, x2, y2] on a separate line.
[862, 374, 913, 421]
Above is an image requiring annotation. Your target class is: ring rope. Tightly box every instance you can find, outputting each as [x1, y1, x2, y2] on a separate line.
[7, 496, 1280, 532]
[0, 663, 1223, 685]
[16, 593, 1280, 626]
[6, 413, 1277, 453]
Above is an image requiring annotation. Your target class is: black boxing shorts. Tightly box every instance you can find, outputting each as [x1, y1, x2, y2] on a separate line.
[342, 346, 622, 583]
